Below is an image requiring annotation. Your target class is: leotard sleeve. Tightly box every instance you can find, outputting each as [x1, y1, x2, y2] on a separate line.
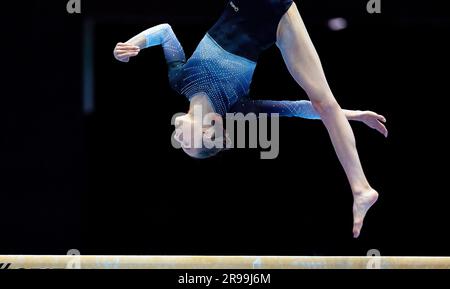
[230, 98, 321, 119]
[126, 23, 186, 64]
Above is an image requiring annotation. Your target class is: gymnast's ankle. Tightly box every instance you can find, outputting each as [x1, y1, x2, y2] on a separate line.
[352, 184, 373, 197]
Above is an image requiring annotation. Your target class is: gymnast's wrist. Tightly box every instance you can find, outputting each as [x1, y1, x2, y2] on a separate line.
[345, 110, 363, 121]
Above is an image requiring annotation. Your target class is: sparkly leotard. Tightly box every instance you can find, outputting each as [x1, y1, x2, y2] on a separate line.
[141, 0, 320, 119]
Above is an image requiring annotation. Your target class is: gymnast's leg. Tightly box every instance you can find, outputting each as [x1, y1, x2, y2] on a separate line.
[276, 2, 378, 238]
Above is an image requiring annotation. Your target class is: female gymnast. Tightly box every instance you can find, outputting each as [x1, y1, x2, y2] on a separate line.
[113, 0, 388, 238]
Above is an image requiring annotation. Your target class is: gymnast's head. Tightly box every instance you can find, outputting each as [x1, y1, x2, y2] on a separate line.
[172, 101, 228, 159]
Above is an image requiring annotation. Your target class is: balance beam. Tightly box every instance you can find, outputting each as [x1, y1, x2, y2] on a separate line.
[1, 256, 450, 269]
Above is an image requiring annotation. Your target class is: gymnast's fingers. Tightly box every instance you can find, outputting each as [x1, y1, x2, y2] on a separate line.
[375, 120, 388, 137]
[116, 44, 140, 50]
[117, 51, 139, 58]
[117, 57, 130, 63]
[115, 49, 139, 56]
[377, 114, 387, 123]
[116, 43, 140, 50]
[115, 47, 140, 54]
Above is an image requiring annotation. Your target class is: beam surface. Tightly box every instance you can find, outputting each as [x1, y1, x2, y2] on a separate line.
[1, 255, 450, 269]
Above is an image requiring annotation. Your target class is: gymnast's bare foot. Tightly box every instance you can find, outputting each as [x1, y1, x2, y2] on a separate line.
[352, 188, 379, 238]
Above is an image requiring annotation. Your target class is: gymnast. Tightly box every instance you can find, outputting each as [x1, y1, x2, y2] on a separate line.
[113, 0, 388, 238]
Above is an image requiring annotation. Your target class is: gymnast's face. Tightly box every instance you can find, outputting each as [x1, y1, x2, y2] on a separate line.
[173, 113, 224, 159]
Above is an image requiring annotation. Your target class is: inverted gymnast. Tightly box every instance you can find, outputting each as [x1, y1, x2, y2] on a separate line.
[113, 0, 388, 238]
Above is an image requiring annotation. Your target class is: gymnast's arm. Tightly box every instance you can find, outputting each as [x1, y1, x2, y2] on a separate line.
[231, 99, 388, 136]
[113, 23, 186, 64]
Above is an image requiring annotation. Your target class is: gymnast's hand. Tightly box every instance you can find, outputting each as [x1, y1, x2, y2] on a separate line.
[353, 111, 388, 137]
[113, 42, 141, 63]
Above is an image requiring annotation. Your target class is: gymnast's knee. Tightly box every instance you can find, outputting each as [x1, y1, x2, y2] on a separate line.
[311, 98, 340, 116]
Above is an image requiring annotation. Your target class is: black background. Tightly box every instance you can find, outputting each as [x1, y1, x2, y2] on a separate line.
[1, 0, 449, 256]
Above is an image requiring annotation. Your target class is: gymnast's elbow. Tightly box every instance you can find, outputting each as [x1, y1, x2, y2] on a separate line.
[160, 23, 173, 32]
